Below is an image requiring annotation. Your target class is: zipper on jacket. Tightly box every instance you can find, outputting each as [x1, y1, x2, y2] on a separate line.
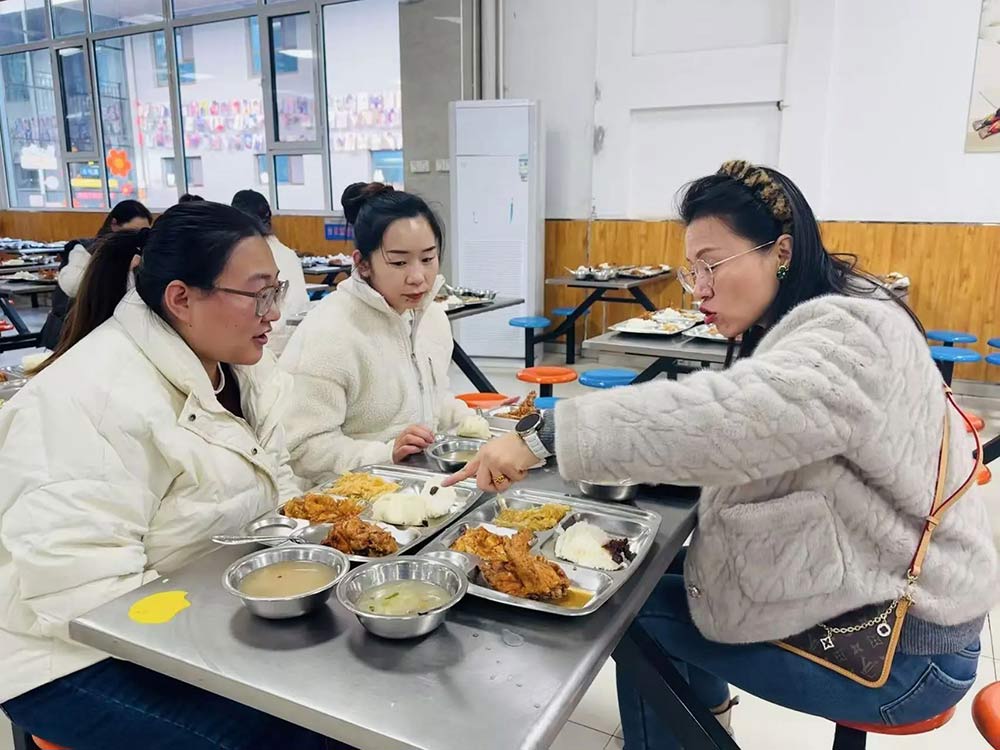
[402, 318, 428, 425]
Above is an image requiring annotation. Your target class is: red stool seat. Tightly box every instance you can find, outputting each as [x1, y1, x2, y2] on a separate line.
[838, 705, 955, 736]
[979, 466, 992, 486]
[967, 413, 986, 433]
[455, 392, 509, 410]
[516, 366, 578, 398]
[32, 738, 71, 750]
[974, 681, 1000, 748]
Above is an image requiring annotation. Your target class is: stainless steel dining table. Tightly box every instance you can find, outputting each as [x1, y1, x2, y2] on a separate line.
[69, 457, 719, 750]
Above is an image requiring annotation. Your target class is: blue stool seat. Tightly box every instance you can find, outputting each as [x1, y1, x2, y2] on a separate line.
[929, 346, 981, 364]
[579, 368, 638, 389]
[987, 353, 1000, 366]
[988, 338, 1000, 349]
[553, 306, 588, 317]
[927, 330, 977, 345]
[509, 316, 551, 329]
[534, 396, 562, 410]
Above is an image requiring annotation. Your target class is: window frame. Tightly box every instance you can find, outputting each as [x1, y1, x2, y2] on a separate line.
[0, 0, 379, 214]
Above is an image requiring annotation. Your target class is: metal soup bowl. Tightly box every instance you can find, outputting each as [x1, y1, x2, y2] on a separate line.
[425, 437, 487, 472]
[575, 479, 640, 502]
[222, 544, 350, 619]
[337, 558, 468, 639]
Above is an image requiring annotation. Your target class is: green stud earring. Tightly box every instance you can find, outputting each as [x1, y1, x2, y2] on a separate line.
[776, 264, 789, 280]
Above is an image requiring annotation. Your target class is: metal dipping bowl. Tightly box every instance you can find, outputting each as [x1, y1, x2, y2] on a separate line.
[575, 479, 640, 502]
[425, 437, 487, 472]
[337, 558, 468, 639]
[222, 544, 349, 619]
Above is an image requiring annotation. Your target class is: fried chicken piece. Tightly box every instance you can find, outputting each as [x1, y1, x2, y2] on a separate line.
[321, 516, 399, 557]
[450, 527, 533, 562]
[495, 391, 538, 420]
[480, 536, 569, 601]
[283, 493, 367, 524]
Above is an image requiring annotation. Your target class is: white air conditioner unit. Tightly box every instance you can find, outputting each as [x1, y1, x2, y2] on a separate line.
[449, 99, 545, 360]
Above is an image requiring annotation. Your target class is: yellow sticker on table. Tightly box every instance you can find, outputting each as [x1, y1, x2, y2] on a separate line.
[128, 590, 191, 624]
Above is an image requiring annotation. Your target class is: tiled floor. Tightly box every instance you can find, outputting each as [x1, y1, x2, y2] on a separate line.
[4, 312, 1000, 749]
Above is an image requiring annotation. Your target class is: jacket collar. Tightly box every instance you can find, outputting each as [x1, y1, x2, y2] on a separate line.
[112, 291, 288, 434]
[338, 271, 445, 325]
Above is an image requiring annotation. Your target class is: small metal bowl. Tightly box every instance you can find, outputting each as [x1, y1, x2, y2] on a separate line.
[337, 558, 468, 639]
[575, 479, 640, 502]
[425, 437, 486, 472]
[239, 513, 309, 547]
[592, 268, 616, 281]
[571, 268, 591, 280]
[223, 545, 350, 619]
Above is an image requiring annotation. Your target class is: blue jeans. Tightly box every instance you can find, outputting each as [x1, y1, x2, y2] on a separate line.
[2, 659, 345, 750]
[616, 552, 980, 750]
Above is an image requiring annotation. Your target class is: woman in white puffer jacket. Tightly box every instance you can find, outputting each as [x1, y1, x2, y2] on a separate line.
[0, 202, 334, 749]
[279, 182, 472, 484]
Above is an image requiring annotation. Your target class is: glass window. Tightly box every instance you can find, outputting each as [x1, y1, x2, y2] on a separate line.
[255, 153, 268, 184]
[0, 49, 66, 207]
[248, 16, 260, 77]
[324, 0, 403, 200]
[154, 26, 195, 86]
[68, 160, 107, 208]
[176, 18, 265, 202]
[0, 1, 48, 47]
[270, 14, 316, 142]
[90, 0, 163, 33]
[162, 155, 203, 188]
[172, 0, 257, 18]
[94, 32, 176, 207]
[57, 47, 96, 153]
[51, 0, 86, 38]
[274, 153, 324, 210]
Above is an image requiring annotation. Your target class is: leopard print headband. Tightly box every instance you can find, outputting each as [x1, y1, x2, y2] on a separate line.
[717, 160, 793, 234]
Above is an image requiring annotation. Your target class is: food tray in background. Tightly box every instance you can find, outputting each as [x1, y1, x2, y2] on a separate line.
[685, 323, 728, 342]
[249, 464, 483, 564]
[422, 489, 660, 616]
[610, 317, 698, 336]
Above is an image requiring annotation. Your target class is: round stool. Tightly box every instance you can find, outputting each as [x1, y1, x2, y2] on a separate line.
[973, 680, 1000, 748]
[509, 316, 552, 367]
[455, 392, 509, 410]
[579, 368, 637, 389]
[927, 330, 977, 347]
[929, 345, 981, 386]
[988, 337, 1000, 349]
[32, 738, 71, 750]
[516, 366, 577, 398]
[988, 353, 1000, 367]
[832, 705, 955, 749]
[552, 306, 590, 365]
[979, 466, 992, 486]
[534, 396, 562, 410]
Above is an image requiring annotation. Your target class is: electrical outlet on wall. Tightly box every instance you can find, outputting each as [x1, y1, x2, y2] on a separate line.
[435, 158, 450, 173]
[409, 160, 431, 174]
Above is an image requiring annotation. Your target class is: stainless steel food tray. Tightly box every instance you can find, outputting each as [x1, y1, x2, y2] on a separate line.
[421, 488, 660, 616]
[248, 464, 483, 564]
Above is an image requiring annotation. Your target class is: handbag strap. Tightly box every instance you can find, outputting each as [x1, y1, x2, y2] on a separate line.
[908, 386, 984, 581]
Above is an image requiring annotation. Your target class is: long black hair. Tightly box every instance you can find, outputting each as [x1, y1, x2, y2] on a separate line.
[341, 182, 444, 261]
[95, 199, 152, 237]
[38, 201, 264, 372]
[679, 162, 921, 354]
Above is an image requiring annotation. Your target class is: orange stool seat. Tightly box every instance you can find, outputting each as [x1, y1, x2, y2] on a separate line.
[455, 392, 509, 410]
[979, 465, 992, 486]
[32, 738, 71, 750]
[974, 681, 1000, 748]
[832, 706, 954, 748]
[967, 413, 986, 433]
[516, 366, 578, 398]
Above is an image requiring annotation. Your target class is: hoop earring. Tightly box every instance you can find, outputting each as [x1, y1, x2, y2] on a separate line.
[776, 264, 789, 280]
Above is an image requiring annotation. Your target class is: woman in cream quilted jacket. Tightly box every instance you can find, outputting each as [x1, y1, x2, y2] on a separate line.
[0, 202, 335, 749]
[450, 162, 999, 749]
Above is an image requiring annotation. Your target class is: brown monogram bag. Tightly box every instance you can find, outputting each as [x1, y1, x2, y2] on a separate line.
[775, 387, 983, 688]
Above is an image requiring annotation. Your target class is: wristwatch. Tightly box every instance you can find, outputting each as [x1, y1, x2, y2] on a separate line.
[515, 412, 551, 460]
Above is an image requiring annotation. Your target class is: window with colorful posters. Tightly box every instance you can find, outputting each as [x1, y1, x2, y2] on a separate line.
[966, 0, 1000, 152]
[94, 32, 176, 208]
[68, 161, 108, 209]
[0, 49, 67, 207]
[270, 14, 317, 142]
[324, 0, 404, 200]
[175, 18, 266, 202]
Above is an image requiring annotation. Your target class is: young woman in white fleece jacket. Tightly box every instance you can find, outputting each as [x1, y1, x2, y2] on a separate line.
[447, 161, 999, 749]
[279, 182, 472, 484]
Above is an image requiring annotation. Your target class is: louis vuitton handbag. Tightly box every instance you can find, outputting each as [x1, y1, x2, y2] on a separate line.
[774, 387, 983, 688]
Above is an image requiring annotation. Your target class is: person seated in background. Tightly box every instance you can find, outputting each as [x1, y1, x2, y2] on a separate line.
[447, 161, 998, 748]
[0, 201, 336, 749]
[39, 199, 152, 349]
[178, 193, 204, 202]
[231, 189, 310, 354]
[279, 182, 473, 483]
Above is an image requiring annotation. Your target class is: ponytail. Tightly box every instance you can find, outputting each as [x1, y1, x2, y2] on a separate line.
[35, 227, 149, 373]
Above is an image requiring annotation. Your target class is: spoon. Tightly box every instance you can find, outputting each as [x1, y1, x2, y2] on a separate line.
[211, 534, 306, 545]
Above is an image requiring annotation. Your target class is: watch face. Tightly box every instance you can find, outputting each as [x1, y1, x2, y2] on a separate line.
[516, 412, 542, 434]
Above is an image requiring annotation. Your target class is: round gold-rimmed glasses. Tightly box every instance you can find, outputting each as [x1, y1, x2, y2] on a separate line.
[677, 240, 777, 295]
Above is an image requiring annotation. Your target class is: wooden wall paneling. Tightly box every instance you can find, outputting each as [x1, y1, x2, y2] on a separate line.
[0, 211, 107, 244]
[542, 219, 590, 342]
